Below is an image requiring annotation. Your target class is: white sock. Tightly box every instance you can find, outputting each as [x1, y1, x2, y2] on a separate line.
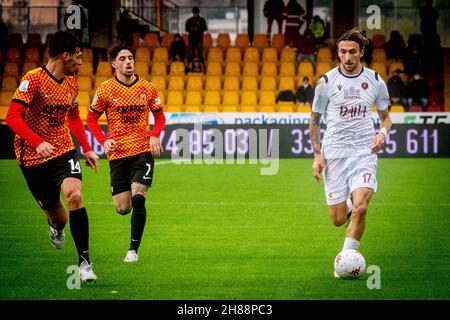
[346, 197, 352, 214]
[343, 237, 360, 250]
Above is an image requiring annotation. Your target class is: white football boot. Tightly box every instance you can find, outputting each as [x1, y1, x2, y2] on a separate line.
[124, 250, 139, 263]
[49, 226, 65, 249]
[79, 260, 97, 283]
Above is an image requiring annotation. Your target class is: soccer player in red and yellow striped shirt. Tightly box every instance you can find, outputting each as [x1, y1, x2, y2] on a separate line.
[5, 31, 98, 283]
[87, 43, 166, 263]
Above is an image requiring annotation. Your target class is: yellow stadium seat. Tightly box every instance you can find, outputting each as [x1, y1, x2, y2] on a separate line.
[259, 91, 276, 105]
[204, 91, 221, 106]
[278, 76, 295, 91]
[280, 47, 296, 63]
[252, 33, 269, 50]
[150, 76, 166, 93]
[21, 62, 38, 76]
[297, 104, 312, 113]
[240, 105, 257, 112]
[277, 103, 295, 112]
[260, 76, 277, 91]
[207, 48, 224, 63]
[204, 76, 222, 91]
[0, 91, 14, 106]
[224, 62, 241, 77]
[279, 62, 296, 77]
[77, 76, 92, 92]
[316, 47, 332, 62]
[135, 47, 150, 62]
[0, 106, 10, 120]
[260, 62, 278, 77]
[217, 33, 231, 51]
[242, 62, 259, 77]
[297, 61, 314, 79]
[26, 33, 42, 49]
[166, 91, 184, 108]
[152, 47, 169, 63]
[6, 48, 21, 63]
[95, 61, 112, 76]
[24, 48, 40, 63]
[165, 105, 183, 113]
[258, 105, 276, 113]
[82, 48, 93, 63]
[206, 62, 223, 76]
[372, 48, 387, 63]
[168, 76, 185, 91]
[169, 61, 185, 76]
[94, 76, 109, 90]
[222, 91, 239, 105]
[262, 47, 278, 63]
[235, 34, 250, 51]
[241, 91, 258, 108]
[244, 47, 260, 63]
[3, 62, 19, 77]
[203, 105, 220, 112]
[185, 105, 201, 112]
[185, 91, 203, 106]
[161, 33, 175, 50]
[241, 76, 258, 91]
[151, 62, 167, 76]
[222, 105, 238, 112]
[134, 62, 149, 76]
[390, 105, 405, 112]
[157, 91, 165, 105]
[223, 76, 240, 91]
[1, 77, 18, 91]
[371, 62, 388, 79]
[186, 75, 203, 91]
[315, 61, 333, 79]
[203, 33, 213, 53]
[225, 47, 242, 63]
[388, 61, 406, 78]
[77, 91, 91, 107]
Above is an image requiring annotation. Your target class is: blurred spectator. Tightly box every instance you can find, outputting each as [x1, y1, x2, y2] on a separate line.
[361, 38, 373, 66]
[117, 9, 134, 47]
[185, 47, 204, 74]
[406, 73, 430, 110]
[420, 0, 438, 46]
[283, 0, 305, 47]
[385, 30, 405, 61]
[91, 25, 109, 67]
[0, 18, 8, 54]
[387, 69, 407, 106]
[309, 15, 325, 46]
[264, 0, 285, 37]
[276, 89, 296, 103]
[170, 33, 186, 62]
[295, 76, 314, 105]
[64, 1, 88, 45]
[185, 6, 207, 66]
[296, 28, 316, 68]
[405, 35, 424, 78]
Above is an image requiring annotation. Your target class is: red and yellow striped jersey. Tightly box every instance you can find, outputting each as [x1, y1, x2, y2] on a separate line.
[12, 66, 79, 166]
[90, 75, 162, 160]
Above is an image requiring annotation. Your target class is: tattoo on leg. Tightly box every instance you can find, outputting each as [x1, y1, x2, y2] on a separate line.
[131, 182, 149, 196]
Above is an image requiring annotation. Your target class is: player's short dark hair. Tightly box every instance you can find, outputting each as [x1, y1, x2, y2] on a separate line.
[336, 27, 369, 50]
[108, 42, 136, 61]
[192, 6, 199, 14]
[48, 30, 82, 58]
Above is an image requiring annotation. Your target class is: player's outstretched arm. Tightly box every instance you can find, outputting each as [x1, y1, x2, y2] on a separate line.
[371, 108, 392, 154]
[309, 111, 325, 182]
[149, 109, 166, 157]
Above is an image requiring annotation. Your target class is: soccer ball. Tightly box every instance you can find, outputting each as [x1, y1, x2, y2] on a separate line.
[334, 249, 366, 279]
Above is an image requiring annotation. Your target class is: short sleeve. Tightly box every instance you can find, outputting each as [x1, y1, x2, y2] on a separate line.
[312, 77, 329, 114]
[375, 78, 391, 111]
[90, 83, 108, 113]
[12, 72, 39, 107]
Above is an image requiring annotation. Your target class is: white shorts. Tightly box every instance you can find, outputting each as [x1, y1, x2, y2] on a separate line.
[323, 154, 378, 205]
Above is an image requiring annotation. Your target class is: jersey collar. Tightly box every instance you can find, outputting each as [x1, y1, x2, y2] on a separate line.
[41, 65, 65, 84]
[114, 74, 139, 88]
[338, 66, 364, 78]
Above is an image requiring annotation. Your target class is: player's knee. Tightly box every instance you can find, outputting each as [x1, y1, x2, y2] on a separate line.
[352, 202, 368, 219]
[116, 205, 132, 215]
[66, 189, 83, 208]
[332, 215, 346, 227]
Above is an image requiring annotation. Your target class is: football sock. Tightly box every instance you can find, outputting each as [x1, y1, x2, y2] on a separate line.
[129, 195, 146, 253]
[69, 208, 90, 265]
[346, 198, 353, 214]
[343, 237, 360, 251]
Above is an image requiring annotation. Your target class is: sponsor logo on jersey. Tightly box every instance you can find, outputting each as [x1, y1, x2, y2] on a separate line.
[361, 82, 369, 90]
[343, 87, 361, 100]
[19, 80, 30, 92]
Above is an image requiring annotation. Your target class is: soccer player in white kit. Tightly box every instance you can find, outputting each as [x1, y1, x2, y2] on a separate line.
[309, 28, 392, 272]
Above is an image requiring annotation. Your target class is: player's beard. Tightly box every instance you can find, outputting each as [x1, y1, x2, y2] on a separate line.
[343, 61, 357, 73]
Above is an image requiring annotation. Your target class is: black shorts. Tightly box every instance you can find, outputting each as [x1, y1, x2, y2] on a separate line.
[20, 150, 82, 210]
[109, 152, 154, 196]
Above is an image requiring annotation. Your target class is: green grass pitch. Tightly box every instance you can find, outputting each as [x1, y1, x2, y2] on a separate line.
[0, 158, 449, 300]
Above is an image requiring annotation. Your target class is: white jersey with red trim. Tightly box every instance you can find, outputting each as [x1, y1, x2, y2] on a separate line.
[312, 66, 390, 159]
